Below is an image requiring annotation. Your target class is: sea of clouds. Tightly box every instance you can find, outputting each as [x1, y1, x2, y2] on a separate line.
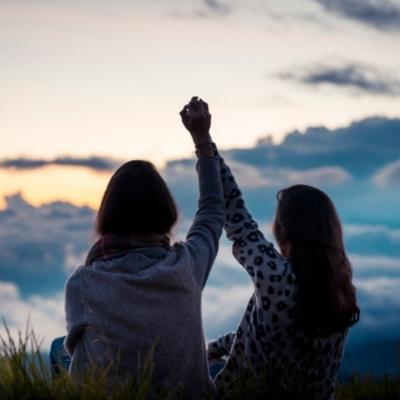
[0, 116, 399, 374]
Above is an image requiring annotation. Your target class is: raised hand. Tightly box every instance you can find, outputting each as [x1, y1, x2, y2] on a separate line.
[180, 96, 212, 146]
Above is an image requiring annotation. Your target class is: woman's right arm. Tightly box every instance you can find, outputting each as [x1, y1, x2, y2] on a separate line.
[180, 98, 224, 288]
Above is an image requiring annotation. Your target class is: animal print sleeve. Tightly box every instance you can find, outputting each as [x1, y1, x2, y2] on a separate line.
[213, 145, 289, 290]
[207, 332, 236, 360]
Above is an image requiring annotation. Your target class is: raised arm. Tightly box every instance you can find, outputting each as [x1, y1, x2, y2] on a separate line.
[179, 97, 224, 288]
[213, 145, 290, 292]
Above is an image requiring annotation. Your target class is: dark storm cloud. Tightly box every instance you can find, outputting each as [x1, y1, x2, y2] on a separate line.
[279, 63, 400, 96]
[0, 159, 48, 169]
[223, 116, 400, 177]
[0, 156, 120, 172]
[54, 156, 119, 170]
[315, 0, 400, 31]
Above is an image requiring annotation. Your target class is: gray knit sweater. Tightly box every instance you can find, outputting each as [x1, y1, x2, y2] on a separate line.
[64, 156, 224, 399]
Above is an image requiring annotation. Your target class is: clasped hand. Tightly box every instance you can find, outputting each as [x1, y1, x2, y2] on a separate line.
[180, 96, 212, 146]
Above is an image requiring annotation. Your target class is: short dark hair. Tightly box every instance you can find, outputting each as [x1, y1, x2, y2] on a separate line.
[96, 160, 178, 236]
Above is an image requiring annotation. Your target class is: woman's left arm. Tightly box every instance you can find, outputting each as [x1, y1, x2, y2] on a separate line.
[213, 145, 291, 293]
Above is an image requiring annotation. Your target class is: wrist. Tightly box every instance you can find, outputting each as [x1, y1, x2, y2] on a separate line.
[195, 144, 214, 158]
[192, 132, 212, 146]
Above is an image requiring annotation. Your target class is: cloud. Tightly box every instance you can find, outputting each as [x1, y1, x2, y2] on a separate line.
[355, 277, 400, 335]
[164, 157, 281, 189]
[315, 0, 400, 31]
[225, 116, 400, 179]
[372, 159, 400, 187]
[162, 159, 197, 185]
[256, 165, 353, 187]
[170, 0, 231, 18]
[0, 193, 95, 295]
[202, 283, 253, 338]
[286, 166, 352, 185]
[227, 160, 276, 188]
[63, 244, 88, 274]
[278, 63, 400, 96]
[345, 223, 400, 241]
[350, 254, 400, 272]
[202, 0, 230, 15]
[356, 277, 400, 298]
[0, 281, 65, 350]
[350, 278, 400, 348]
[224, 163, 351, 188]
[165, 159, 352, 195]
[344, 223, 400, 258]
[0, 156, 120, 172]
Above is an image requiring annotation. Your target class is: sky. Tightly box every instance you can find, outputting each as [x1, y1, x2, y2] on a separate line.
[1, 0, 400, 375]
[1, 0, 400, 207]
[1, 0, 400, 162]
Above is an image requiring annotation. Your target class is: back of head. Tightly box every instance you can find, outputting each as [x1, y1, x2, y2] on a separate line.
[273, 184, 359, 335]
[96, 160, 178, 236]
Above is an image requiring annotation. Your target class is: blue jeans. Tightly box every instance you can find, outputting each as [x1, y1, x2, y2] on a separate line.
[209, 362, 225, 379]
[49, 336, 71, 377]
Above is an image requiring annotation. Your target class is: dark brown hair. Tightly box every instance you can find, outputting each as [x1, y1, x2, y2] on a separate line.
[96, 160, 178, 236]
[273, 184, 360, 335]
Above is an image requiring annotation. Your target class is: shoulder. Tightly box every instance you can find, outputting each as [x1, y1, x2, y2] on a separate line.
[65, 265, 86, 294]
[239, 239, 287, 269]
[171, 241, 193, 260]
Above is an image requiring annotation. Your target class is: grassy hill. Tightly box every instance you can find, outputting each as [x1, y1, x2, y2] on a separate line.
[1, 328, 399, 400]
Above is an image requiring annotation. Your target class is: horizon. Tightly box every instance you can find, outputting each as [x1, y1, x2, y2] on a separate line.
[0, 113, 398, 210]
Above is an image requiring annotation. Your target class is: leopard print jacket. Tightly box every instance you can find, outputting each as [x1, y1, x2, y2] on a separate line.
[207, 149, 347, 400]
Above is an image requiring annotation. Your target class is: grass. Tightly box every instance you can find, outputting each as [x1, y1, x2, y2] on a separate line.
[0, 323, 160, 400]
[337, 374, 400, 400]
[1, 324, 399, 400]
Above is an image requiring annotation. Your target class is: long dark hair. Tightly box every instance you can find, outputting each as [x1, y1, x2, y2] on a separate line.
[96, 160, 178, 236]
[273, 184, 359, 335]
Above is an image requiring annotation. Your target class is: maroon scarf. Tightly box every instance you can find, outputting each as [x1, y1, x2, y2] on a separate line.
[85, 233, 171, 265]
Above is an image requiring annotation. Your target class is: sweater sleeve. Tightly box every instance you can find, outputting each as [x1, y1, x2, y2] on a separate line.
[64, 267, 86, 356]
[215, 148, 291, 294]
[184, 155, 225, 289]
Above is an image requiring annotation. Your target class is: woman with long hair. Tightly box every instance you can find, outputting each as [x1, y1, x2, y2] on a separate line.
[185, 98, 361, 399]
[64, 97, 224, 398]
